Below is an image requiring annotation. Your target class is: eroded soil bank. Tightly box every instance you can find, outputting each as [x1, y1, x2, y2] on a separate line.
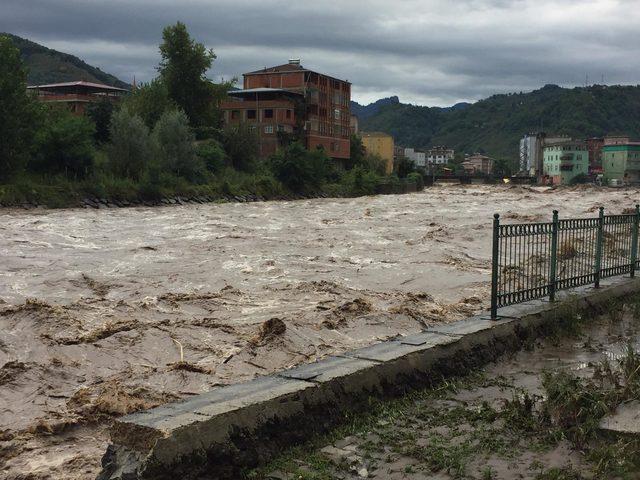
[251, 301, 640, 479]
[1, 184, 639, 479]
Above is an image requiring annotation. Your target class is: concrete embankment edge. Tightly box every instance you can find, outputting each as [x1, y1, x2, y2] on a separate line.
[97, 277, 640, 480]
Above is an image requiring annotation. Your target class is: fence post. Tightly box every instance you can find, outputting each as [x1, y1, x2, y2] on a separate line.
[631, 204, 639, 278]
[595, 206, 605, 288]
[490, 213, 500, 319]
[549, 210, 559, 302]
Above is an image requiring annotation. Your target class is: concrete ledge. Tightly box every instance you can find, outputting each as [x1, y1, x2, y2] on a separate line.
[98, 276, 640, 480]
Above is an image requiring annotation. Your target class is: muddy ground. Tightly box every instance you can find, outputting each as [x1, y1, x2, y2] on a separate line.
[252, 300, 640, 479]
[1, 184, 639, 479]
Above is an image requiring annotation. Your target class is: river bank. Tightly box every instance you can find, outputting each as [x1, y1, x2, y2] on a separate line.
[249, 296, 640, 479]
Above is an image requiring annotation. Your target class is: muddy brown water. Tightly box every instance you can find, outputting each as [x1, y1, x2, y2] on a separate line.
[1, 184, 639, 479]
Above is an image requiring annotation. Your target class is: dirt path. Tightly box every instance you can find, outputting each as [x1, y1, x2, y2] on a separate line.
[1, 184, 639, 478]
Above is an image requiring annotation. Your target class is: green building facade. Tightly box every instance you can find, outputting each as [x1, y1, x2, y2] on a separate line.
[602, 144, 640, 184]
[542, 141, 589, 185]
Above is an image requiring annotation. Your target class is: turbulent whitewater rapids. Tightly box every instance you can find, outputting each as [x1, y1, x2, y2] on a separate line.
[1, 184, 639, 479]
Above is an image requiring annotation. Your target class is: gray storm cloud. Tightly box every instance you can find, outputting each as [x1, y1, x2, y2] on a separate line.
[2, 0, 639, 106]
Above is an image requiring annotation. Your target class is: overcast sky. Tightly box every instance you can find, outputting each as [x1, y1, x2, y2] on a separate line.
[2, 0, 639, 106]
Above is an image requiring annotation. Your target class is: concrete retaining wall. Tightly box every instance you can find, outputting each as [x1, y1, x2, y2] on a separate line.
[97, 277, 640, 480]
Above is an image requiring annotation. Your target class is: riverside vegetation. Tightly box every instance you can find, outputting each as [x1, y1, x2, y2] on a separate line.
[0, 25, 418, 209]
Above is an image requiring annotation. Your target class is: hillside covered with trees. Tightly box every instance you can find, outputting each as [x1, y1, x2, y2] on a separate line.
[361, 84, 640, 162]
[3, 33, 129, 88]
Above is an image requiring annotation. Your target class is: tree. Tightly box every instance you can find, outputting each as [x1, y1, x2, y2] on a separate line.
[394, 156, 415, 178]
[222, 124, 259, 171]
[158, 22, 228, 127]
[196, 140, 226, 173]
[31, 108, 95, 178]
[346, 134, 366, 170]
[86, 98, 115, 143]
[0, 35, 38, 180]
[152, 109, 204, 181]
[269, 142, 330, 193]
[107, 107, 153, 180]
[123, 79, 176, 129]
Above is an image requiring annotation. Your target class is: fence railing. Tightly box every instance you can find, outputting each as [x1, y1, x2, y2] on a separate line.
[490, 206, 640, 319]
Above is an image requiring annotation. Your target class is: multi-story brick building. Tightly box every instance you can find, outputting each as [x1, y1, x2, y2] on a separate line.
[221, 60, 351, 160]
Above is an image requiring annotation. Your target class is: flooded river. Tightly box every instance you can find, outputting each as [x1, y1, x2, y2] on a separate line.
[1, 184, 640, 478]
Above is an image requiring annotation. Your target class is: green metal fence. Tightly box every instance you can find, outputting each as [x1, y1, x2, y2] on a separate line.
[490, 206, 640, 319]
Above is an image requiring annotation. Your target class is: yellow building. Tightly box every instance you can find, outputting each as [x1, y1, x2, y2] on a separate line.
[360, 132, 394, 175]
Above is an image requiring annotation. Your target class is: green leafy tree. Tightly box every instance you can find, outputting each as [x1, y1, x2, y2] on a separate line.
[394, 156, 415, 178]
[158, 22, 229, 127]
[222, 124, 259, 172]
[269, 142, 330, 193]
[31, 108, 95, 178]
[196, 140, 226, 173]
[123, 79, 176, 129]
[106, 107, 153, 180]
[86, 98, 115, 143]
[0, 35, 38, 180]
[346, 134, 366, 169]
[152, 109, 205, 181]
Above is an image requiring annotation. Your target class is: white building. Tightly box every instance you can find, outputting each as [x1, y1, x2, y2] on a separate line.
[404, 147, 426, 167]
[426, 146, 454, 165]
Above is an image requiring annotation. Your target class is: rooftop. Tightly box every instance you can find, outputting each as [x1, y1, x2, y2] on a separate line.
[27, 81, 129, 92]
[244, 62, 350, 84]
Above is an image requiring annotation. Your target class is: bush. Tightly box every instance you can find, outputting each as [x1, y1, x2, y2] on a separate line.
[406, 172, 424, 190]
[222, 124, 259, 172]
[153, 110, 205, 182]
[340, 167, 381, 196]
[31, 108, 95, 179]
[196, 140, 226, 173]
[570, 173, 589, 185]
[107, 107, 153, 180]
[269, 142, 330, 193]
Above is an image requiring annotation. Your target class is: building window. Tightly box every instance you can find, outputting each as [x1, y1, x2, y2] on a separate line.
[247, 109, 257, 120]
[264, 109, 273, 119]
[231, 110, 240, 120]
[286, 109, 292, 119]
[264, 125, 273, 134]
[277, 125, 285, 132]
[334, 109, 340, 120]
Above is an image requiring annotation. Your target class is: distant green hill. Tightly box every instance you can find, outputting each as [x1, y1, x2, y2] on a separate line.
[3, 33, 129, 89]
[361, 84, 640, 161]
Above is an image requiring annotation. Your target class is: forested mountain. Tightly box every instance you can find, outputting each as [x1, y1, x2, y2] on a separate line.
[3, 33, 129, 88]
[350, 96, 400, 120]
[360, 84, 640, 160]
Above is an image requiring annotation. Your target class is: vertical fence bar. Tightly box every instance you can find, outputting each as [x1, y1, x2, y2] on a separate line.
[631, 204, 639, 278]
[595, 207, 604, 288]
[490, 213, 500, 319]
[549, 210, 559, 302]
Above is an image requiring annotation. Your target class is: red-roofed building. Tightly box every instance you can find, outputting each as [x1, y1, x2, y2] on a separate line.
[221, 60, 351, 160]
[27, 81, 128, 115]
